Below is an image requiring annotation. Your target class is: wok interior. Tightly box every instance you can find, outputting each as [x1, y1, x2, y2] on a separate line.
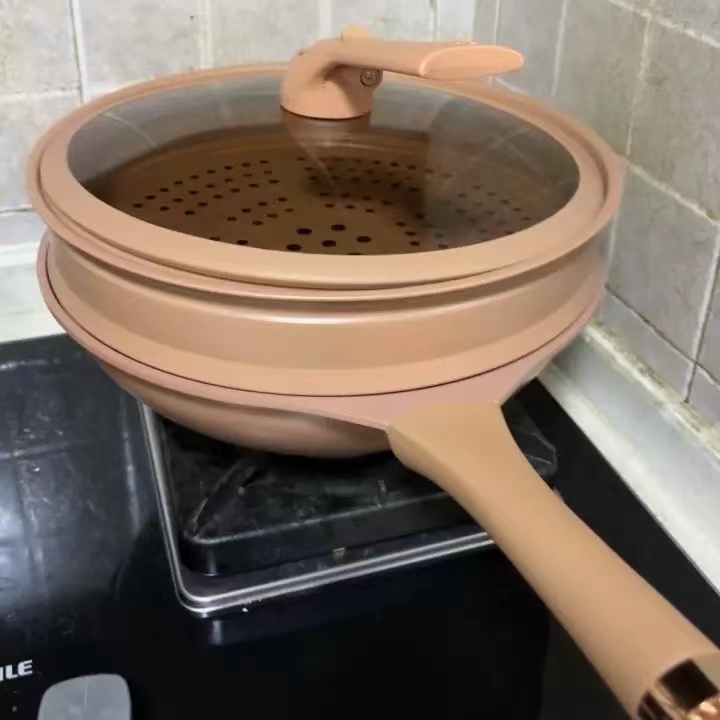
[69, 77, 580, 255]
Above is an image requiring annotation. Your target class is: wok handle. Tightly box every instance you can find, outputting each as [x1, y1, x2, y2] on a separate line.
[388, 403, 720, 720]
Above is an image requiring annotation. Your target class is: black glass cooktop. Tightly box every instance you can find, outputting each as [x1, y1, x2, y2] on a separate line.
[155, 398, 557, 577]
[2, 333, 720, 720]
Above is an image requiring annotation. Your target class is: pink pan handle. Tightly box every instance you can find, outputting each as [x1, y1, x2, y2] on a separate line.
[389, 403, 720, 720]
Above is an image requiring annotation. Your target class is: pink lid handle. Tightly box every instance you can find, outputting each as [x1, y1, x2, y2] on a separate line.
[281, 29, 524, 120]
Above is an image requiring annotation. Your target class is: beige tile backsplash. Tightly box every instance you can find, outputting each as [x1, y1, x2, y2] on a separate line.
[212, 0, 321, 65]
[496, 0, 564, 97]
[690, 367, 720, 425]
[0, 0, 78, 94]
[77, 0, 201, 94]
[655, 0, 720, 40]
[598, 291, 693, 395]
[609, 169, 718, 357]
[700, 282, 720, 380]
[329, 0, 434, 40]
[0, 94, 80, 211]
[630, 23, 720, 218]
[435, 0, 476, 41]
[1, 0, 719, 422]
[554, 0, 647, 153]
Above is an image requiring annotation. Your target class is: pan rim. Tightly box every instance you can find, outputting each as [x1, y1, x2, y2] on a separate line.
[39, 238, 604, 399]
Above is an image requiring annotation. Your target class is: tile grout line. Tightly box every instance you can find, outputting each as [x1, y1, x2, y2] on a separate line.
[694, 366, 720, 394]
[0, 208, 34, 217]
[629, 162, 717, 222]
[605, 211, 621, 271]
[197, 0, 213, 68]
[686, 229, 720, 398]
[605, 286, 694, 368]
[653, 13, 720, 50]
[609, 0, 720, 49]
[68, 0, 88, 103]
[465, 0, 477, 41]
[0, 90, 81, 102]
[318, 0, 332, 39]
[550, 0, 569, 98]
[624, 12, 653, 158]
[492, 0, 501, 43]
[686, 365, 699, 403]
[608, 0, 652, 19]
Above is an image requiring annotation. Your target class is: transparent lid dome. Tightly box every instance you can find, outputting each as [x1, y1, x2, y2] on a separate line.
[67, 74, 579, 255]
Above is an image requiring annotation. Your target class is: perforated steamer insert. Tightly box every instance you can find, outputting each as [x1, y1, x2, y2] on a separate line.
[105, 154, 525, 254]
[89, 115, 575, 255]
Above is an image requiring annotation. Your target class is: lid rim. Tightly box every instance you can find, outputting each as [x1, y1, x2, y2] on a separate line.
[30, 66, 622, 291]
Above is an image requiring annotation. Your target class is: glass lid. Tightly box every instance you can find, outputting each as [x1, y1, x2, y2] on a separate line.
[67, 74, 579, 256]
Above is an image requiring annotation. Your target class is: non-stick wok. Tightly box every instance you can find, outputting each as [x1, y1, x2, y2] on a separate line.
[29, 31, 720, 719]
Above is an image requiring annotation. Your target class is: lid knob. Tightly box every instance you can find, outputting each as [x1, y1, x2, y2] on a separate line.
[281, 29, 524, 121]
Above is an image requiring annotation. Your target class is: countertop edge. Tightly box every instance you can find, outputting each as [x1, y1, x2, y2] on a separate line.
[0, 240, 63, 343]
[541, 324, 720, 595]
